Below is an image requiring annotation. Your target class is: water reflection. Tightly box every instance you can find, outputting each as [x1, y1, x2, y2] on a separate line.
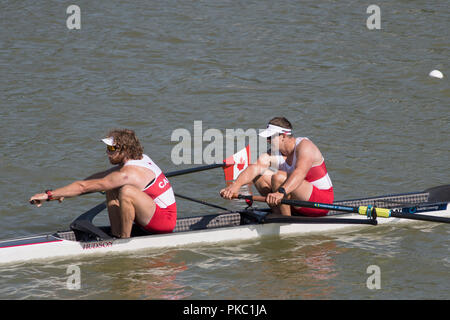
[81, 251, 190, 300]
[256, 237, 347, 299]
[299, 241, 343, 299]
[121, 252, 190, 300]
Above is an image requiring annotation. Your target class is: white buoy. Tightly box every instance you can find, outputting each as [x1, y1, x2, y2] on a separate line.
[429, 70, 444, 79]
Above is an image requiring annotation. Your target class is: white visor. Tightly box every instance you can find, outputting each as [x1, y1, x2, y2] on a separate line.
[101, 137, 115, 146]
[259, 124, 292, 138]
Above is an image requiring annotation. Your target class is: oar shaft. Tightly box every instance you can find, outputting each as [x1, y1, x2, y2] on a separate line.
[391, 212, 450, 223]
[166, 163, 224, 178]
[175, 193, 229, 211]
[285, 199, 359, 213]
[243, 195, 360, 214]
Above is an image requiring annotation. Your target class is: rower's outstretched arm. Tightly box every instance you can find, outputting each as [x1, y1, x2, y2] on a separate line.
[29, 169, 137, 206]
[55, 171, 129, 198]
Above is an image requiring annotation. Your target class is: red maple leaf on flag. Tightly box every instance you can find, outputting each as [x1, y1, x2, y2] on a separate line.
[237, 157, 246, 171]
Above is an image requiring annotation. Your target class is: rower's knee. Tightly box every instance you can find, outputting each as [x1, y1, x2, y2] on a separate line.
[253, 174, 268, 188]
[106, 189, 118, 200]
[106, 190, 120, 207]
[271, 172, 287, 190]
[254, 172, 273, 196]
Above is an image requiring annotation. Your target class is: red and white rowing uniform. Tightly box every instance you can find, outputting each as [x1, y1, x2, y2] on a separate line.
[275, 137, 334, 217]
[124, 154, 177, 233]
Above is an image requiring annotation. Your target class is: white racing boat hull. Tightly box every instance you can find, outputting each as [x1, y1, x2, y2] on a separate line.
[0, 188, 449, 265]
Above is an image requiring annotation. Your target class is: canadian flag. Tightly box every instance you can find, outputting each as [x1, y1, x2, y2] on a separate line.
[223, 145, 251, 183]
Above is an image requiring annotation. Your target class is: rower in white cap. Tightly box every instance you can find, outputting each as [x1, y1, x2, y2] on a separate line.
[220, 117, 334, 216]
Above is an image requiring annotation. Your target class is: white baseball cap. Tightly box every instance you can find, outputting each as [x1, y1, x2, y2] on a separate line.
[101, 137, 115, 146]
[259, 124, 292, 138]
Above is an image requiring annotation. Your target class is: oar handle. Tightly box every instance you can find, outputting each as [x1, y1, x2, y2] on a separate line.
[242, 195, 265, 202]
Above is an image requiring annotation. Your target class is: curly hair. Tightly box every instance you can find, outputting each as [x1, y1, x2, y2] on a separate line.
[106, 129, 144, 160]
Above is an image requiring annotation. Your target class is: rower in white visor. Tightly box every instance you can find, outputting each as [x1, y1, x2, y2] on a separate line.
[220, 117, 334, 216]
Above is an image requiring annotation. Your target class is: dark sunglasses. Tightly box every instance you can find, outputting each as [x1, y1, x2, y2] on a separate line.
[106, 145, 120, 152]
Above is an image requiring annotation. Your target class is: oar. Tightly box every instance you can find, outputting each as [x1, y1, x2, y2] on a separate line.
[175, 193, 230, 211]
[166, 163, 225, 178]
[238, 195, 450, 224]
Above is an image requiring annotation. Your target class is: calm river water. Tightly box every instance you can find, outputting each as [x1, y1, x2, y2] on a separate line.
[0, 0, 448, 300]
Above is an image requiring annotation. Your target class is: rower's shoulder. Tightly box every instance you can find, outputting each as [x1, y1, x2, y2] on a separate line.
[296, 138, 316, 152]
[120, 162, 155, 176]
[296, 138, 323, 161]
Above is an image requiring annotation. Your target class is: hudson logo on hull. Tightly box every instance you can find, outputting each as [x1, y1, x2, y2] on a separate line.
[82, 241, 114, 250]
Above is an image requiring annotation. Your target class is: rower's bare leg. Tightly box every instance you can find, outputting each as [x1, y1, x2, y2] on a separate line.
[287, 180, 314, 213]
[106, 189, 121, 237]
[253, 170, 275, 196]
[270, 171, 291, 216]
[288, 180, 314, 201]
[118, 185, 157, 238]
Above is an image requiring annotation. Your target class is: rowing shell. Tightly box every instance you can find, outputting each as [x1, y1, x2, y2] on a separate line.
[0, 187, 448, 265]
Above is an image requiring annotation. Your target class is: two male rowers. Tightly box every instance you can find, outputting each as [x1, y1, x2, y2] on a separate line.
[221, 117, 334, 216]
[29, 129, 177, 238]
[29, 117, 334, 239]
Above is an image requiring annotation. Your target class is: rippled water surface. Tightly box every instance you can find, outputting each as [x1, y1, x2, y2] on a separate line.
[0, 0, 448, 299]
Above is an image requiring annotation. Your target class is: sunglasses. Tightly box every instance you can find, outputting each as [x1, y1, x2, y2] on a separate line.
[106, 145, 120, 152]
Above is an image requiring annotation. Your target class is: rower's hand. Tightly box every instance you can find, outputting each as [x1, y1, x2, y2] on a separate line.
[220, 184, 240, 200]
[29, 194, 64, 207]
[266, 192, 284, 206]
[29, 193, 48, 207]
